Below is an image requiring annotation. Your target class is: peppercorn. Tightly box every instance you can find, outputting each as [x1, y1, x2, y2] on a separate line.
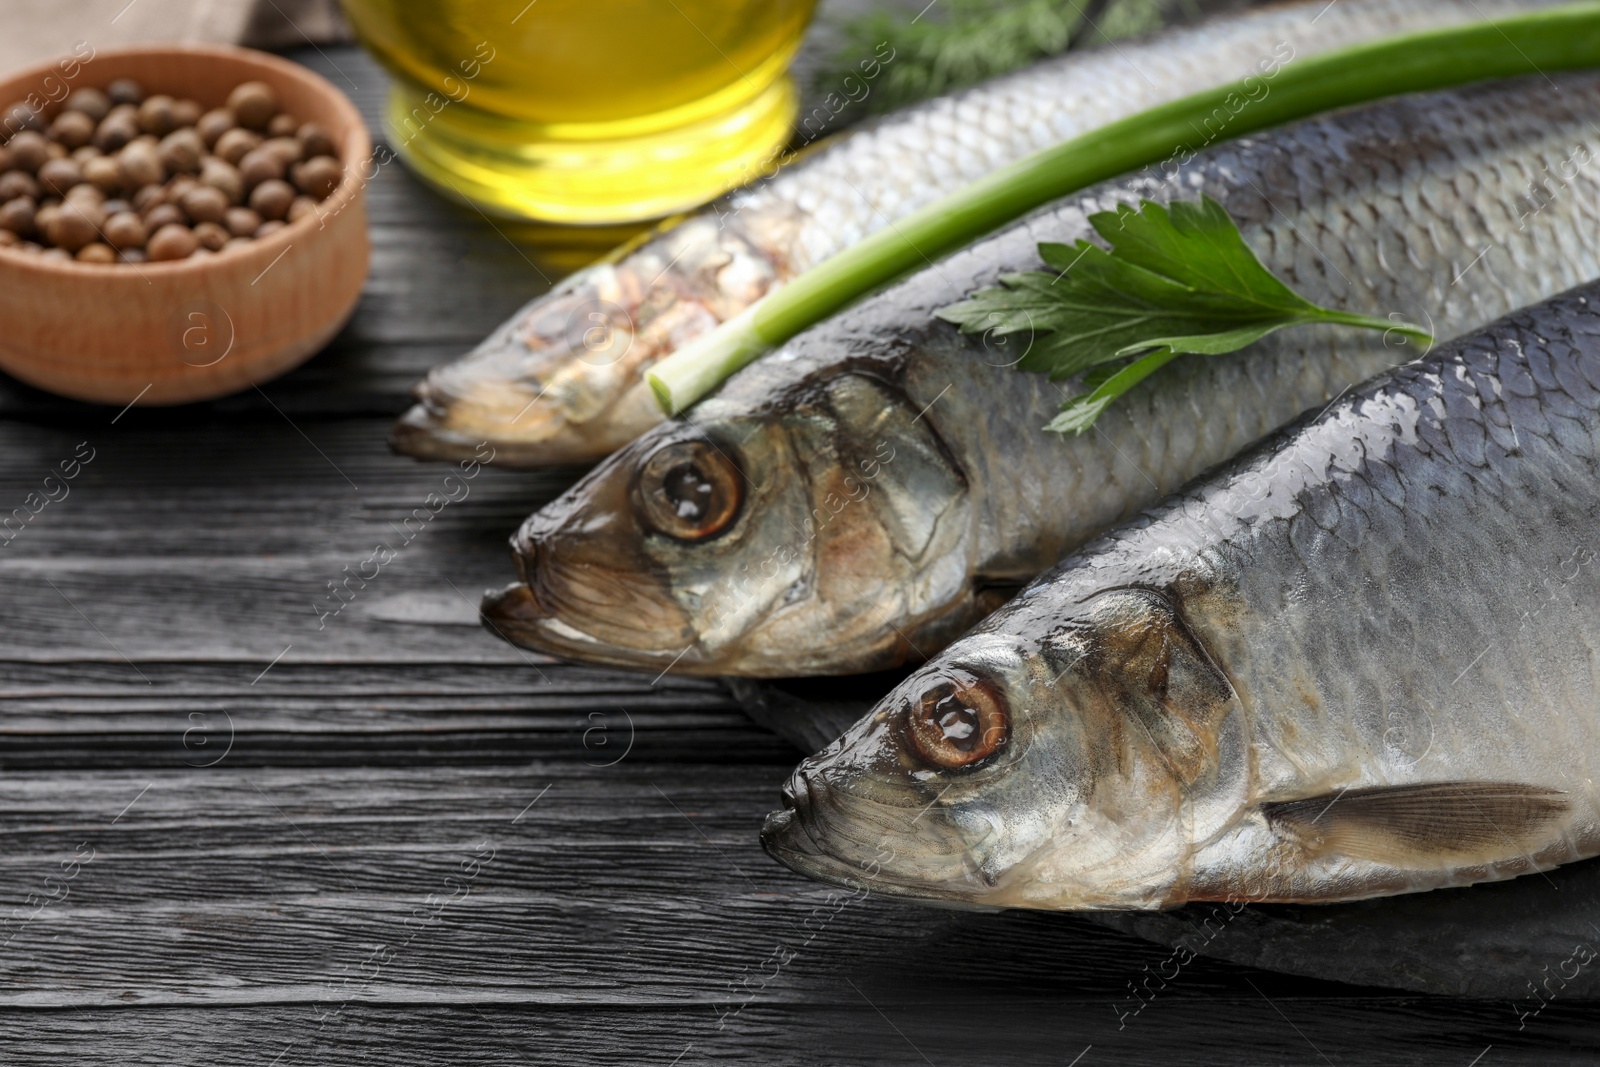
[64, 184, 104, 208]
[180, 184, 229, 225]
[44, 200, 102, 252]
[137, 95, 178, 136]
[198, 158, 243, 204]
[213, 127, 261, 166]
[227, 82, 279, 131]
[83, 155, 122, 194]
[49, 110, 95, 150]
[172, 99, 203, 129]
[106, 79, 145, 106]
[238, 148, 284, 190]
[143, 203, 185, 231]
[0, 196, 36, 236]
[196, 108, 234, 148]
[248, 178, 294, 220]
[8, 131, 48, 173]
[118, 141, 164, 188]
[93, 109, 139, 153]
[0, 170, 40, 201]
[224, 206, 261, 237]
[292, 156, 342, 199]
[37, 158, 83, 197]
[261, 136, 303, 167]
[64, 88, 111, 122]
[146, 223, 197, 261]
[192, 220, 230, 251]
[103, 211, 147, 250]
[267, 113, 299, 138]
[2, 101, 44, 133]
[166, 176, 198, 205]
[157, 129, 204, 174]
[297, 123, 336, 160]
[131, 184, 164, 213]
[33, 202, 59, 236]
[76, 242, 116, 263]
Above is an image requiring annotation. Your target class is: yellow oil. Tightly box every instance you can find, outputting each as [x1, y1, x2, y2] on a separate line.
[340, 0, 816, 223]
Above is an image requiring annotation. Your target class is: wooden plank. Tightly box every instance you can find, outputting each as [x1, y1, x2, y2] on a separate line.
[0, 660, 789, 770]
[0, 1000, 1590, 1067]
[0, 766, 1590, 1062]
[0, 417, 561, 661]
[0, 764, 1182, 1006]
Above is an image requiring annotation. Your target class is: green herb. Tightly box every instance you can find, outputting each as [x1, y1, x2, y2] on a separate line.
[647, 3, 1600, 417]
[936, 196, 1429, 432]
[814, 0, 1172, 117]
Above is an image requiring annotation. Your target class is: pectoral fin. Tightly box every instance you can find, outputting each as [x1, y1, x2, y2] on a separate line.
[1262, 782, 1570, 866]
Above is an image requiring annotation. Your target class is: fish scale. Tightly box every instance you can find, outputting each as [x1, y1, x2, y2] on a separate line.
[766, 281, 1600, 907]
[486, 72, 1600, 679]
[391, 0, 1553, 467]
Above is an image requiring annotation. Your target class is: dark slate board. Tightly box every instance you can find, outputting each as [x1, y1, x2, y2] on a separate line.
[0, 31, 1595, 1067]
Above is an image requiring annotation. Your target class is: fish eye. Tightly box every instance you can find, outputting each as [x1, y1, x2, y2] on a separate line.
[904, 672, 1008, 770]
[633, 439, 743, 542]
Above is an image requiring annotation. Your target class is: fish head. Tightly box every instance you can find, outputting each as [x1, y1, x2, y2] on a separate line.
[762, 586, 1253, 909]
[481, 371, 977, 675]
[391, 261, 670, 467]
[392, 211, 797, 467]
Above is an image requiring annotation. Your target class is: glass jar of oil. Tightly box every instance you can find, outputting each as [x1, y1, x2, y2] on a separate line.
[340, 0, 817, 223]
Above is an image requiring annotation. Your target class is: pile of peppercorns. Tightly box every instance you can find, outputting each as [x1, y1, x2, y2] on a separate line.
[0, 79, 344, 264]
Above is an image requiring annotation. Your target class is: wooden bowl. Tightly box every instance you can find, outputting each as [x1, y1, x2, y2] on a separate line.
[0, 45, 371, 405]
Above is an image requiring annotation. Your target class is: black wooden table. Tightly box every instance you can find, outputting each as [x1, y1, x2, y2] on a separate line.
[0, 45, 1595, 1065]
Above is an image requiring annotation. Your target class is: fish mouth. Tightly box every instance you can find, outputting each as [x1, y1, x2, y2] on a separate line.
[389, 289, 663, 469]
[390, 375, 663, 468]
[761, 769, 986, 903]
[391, 382, 604, 468]
[761, 772, 855, 886]
[479, 579, 718, 674]
[479, 581, 553, 647]
[391, 399, 503, 464]
[387, 300, 608, 469]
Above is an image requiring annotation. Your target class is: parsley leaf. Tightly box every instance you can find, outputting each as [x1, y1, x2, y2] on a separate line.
[936, 195, 1431, 433]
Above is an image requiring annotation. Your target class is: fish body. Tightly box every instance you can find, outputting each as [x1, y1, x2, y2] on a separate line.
[764, 278, 1600, 909]
[485, 73, 1600, 678]
[392, 0, 1547, 467]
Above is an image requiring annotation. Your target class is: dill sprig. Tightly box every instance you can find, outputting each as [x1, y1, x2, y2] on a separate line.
[816, 0, 1171, 115]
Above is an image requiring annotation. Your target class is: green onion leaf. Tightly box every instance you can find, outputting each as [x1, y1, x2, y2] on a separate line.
[938, 196, 1429, 431]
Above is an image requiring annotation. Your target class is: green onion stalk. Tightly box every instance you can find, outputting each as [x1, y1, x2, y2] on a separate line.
[648, 1, 1600, 415]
